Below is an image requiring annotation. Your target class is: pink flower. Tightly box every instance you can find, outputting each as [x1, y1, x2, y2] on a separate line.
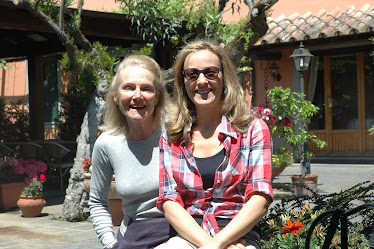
[17, 158, 25, 165]
[36, 161, 47, 173]
[15, 165, 25, 175]
[7, 157, 19, 167]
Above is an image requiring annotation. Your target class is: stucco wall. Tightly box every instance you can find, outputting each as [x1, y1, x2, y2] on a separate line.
[252, 48, 294, 107]
[0, 61, 27, 102]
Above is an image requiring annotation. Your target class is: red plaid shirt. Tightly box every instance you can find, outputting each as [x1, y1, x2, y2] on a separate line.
[157, 116, 273, 236]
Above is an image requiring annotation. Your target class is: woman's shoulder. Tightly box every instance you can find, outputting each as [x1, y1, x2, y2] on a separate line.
[249, 117, 268, 129]
[244, 117, 271, 140]
[95, 131, 126, 147]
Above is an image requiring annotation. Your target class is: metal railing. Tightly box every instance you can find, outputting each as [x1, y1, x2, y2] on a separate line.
[304, 203, 374, 249]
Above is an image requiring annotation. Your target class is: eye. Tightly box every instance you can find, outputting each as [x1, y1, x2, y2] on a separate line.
[204, 67, 220, 78]
[184, 69, 199, 80]
[123, 86, 133, 90]
[142, 85, 155, 92]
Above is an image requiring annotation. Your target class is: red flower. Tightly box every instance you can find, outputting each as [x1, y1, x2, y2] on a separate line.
[281, 220, 304, 237]
[83, 158, 92, 172]
[40, 174, 46, 182]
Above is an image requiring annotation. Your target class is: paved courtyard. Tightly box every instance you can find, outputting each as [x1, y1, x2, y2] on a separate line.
[0, 163, 373, 249]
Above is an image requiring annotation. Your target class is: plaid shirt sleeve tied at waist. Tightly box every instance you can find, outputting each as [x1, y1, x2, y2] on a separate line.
[157, 116, 273, 236]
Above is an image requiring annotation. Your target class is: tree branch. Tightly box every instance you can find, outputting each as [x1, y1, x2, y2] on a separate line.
[59, 0, 66, 30]
[218, 0, 229, 12]
[226, 0, 277, 67]
[14, 0, 79, 73]
[64, 23, 93, 52]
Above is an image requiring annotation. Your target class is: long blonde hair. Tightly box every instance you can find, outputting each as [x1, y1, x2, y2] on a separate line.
[165, 40, 253, 143]
[100, 55, 167, 135]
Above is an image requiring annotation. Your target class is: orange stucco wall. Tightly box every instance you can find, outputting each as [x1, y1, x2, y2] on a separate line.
[252, 48, 294, 107]
[0, 61, 27, 101]
[75, 0, 120, 12]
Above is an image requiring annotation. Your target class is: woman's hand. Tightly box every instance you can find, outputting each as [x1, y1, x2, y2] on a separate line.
[198, 238, 246, 249]
[162, 201, 212, 247]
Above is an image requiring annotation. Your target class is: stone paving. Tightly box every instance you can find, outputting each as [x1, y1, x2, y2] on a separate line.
[0, 163, 373, 249]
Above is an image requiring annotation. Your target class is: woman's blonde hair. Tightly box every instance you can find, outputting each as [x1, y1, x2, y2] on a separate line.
[165, 40, 253, 143]
[100, 55, 167, 135]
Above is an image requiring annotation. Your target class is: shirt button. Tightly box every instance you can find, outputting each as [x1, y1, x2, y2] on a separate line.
[217, 180, 221, 184]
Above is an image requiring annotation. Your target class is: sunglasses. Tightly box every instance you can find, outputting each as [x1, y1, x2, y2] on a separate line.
[183, 66, 221, 81]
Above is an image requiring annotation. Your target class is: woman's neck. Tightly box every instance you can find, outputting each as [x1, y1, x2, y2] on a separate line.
[192, 112, 223, 158]
[127, 119, 157, 141]
[193, 108, 222, 138]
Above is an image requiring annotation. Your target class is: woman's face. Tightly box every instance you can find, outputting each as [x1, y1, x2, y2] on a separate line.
[183, 49, 223, 111]
[114, 65, 159, 125]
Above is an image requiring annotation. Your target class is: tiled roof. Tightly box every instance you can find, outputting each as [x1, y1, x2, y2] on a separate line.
[255, 3, 374, 46]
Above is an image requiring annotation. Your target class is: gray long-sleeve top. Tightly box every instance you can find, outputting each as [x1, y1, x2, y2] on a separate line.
[88, 126, 163, 248]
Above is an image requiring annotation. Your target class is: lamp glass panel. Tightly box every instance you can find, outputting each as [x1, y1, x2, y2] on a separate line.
[293, 57, 301, 71]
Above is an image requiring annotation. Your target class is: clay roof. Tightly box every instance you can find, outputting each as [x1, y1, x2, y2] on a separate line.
[255, 3, 374, 46]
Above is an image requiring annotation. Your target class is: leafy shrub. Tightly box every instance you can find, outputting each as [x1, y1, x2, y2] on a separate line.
[273, 147, 293, 168]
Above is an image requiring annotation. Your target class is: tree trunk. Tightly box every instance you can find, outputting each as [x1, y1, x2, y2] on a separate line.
[62, 79, 108, 221]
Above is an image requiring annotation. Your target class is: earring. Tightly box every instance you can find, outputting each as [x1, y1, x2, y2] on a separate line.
[115, 101, 119, 106]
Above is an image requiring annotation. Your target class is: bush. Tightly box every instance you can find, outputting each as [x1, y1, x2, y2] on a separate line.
[266, 86, 327, 158]
[273, 147, 293, 168]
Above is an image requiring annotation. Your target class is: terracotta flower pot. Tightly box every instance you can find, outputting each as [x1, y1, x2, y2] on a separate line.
[291, 174, 319, 197]
[272, 165, 287, 180]
[0, 182, 27, 211]
[17, 195, 46, 217]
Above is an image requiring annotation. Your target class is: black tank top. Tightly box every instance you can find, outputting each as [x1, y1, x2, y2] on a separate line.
[195, 148, 225, 190]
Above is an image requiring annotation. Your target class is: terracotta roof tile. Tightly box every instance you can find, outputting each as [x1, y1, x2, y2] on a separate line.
[255, 3, 374, 46]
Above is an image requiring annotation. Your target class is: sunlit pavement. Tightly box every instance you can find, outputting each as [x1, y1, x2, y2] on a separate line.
[0, 163, 373, 248]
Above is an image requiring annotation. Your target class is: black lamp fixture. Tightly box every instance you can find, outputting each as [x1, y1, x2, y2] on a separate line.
[269, 62, 281, 81]
[290, 42, 313, 72]
[290, 42, 314, 175]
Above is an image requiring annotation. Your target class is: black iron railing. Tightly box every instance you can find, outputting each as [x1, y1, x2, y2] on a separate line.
[304, 203, 374, 249]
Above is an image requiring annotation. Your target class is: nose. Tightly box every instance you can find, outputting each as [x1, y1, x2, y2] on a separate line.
[196, 72, 208, 84]
[133, 87, 143, 99]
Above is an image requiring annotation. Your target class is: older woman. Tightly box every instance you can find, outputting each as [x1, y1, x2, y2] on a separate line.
[89, 55, 170, 249]
[156, 40, 273, 249]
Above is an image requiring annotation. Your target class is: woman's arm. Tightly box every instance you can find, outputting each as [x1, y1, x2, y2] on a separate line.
[201, 193, 269, 249]
[88, 135, 117, 248]
[163, 200, 212, 247]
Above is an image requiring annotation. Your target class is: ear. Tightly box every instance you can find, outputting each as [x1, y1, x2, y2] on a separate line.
[113, 95, 118, 105]
[154, 93, 160, 106]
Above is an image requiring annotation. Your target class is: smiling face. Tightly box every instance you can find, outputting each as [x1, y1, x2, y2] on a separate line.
[183, 49, 223, 111]
[114, 66, 159, 127]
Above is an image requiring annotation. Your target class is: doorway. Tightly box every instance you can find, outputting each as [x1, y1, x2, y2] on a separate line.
[309, 51, 374, 155]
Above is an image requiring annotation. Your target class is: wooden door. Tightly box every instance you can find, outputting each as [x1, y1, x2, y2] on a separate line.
[309, 52, 374, 155]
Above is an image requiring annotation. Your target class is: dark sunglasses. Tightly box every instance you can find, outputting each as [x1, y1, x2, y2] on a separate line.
[183, 66, 221, 81]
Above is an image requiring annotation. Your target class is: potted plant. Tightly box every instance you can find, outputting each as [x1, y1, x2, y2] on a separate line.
[272, 147, 294, 179]
[17, 173, 47, 217]
[82, 158, 123, 225]
[252, 106, 293, 179]
[0, 157, 47, 210]
[265, 87, 327, 196]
